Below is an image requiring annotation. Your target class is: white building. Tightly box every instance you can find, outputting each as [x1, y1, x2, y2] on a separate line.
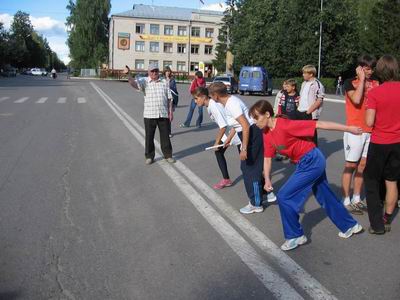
[109, 4, 224, 76]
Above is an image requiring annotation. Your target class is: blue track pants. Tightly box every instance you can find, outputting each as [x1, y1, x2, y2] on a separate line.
[277, 148, 357, 239]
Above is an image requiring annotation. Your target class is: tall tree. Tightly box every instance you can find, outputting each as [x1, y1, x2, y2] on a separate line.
[0, 22, 11, 67]
[362, 0, 400, 60]
[66, 0, 111, 69]
[9, 11, 33, 68]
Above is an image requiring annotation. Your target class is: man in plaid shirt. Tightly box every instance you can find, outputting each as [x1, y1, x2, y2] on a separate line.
[124, 64, 175, 165]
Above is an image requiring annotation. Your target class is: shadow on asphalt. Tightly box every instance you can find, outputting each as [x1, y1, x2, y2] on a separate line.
[171, 123, 218, 137]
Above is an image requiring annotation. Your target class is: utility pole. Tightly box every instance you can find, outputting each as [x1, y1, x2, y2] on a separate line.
[317, 0, 323, 79]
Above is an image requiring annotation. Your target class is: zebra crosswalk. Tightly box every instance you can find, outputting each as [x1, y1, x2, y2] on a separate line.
[0, 96, 88, 104]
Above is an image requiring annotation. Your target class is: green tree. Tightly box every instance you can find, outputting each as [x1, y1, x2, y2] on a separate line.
[9, 11, 33, 68]
[66, 0, 111, 69]
[362, 0, 400, 60]
[0, 22, 11, 67]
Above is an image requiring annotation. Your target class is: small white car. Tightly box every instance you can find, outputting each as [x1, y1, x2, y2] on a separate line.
[31, 68, 43, 76]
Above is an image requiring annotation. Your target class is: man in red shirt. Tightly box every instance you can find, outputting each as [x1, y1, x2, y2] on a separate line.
[342, 55, 379, 214]
[364, 55, 400, 234]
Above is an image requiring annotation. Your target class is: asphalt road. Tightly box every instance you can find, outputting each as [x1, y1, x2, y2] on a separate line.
[0, 75, 399, 300]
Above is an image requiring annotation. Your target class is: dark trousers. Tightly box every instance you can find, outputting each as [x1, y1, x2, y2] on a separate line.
[215, 143, 241, 179]
[183, 99, 203, 127]
[364, 142, 400, 231]
[144, 118, 173, 159]
[238, 125, 264, 206]
[296, 111, 318, 146]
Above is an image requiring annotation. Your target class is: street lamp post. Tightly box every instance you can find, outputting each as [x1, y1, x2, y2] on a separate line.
[317, 0, 323, 79]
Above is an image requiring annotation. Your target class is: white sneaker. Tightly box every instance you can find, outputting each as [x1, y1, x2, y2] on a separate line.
[280, 235, 307, 251]
[239, 203, 263, 214]
[338, 223, 363, 238]
[266, 192, 277, 203]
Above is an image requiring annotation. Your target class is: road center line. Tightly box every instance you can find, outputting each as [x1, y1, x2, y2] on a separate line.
[91, 82, 305, 299]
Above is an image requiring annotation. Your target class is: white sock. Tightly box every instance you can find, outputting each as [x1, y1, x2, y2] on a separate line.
[343, 196, 351, 206]
[352, 194, 361, 204]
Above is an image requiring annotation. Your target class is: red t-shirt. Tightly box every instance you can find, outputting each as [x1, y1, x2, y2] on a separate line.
[263, 118, 317, 163]
[365, 81, 400, 144]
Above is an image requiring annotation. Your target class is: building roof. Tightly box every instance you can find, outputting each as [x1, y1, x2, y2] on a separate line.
[113, 4, 223, 21]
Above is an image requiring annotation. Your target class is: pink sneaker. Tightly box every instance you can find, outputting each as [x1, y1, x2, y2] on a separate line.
[213, 179, 233, 189]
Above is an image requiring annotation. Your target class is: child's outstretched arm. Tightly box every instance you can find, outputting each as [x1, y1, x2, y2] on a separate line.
[316, 120, 362, 135]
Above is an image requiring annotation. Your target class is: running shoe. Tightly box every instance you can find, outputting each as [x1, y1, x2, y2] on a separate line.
[344, 203, 363, 215]
[266, 192, 277, 203]
[353, 200, 368, 211]
[213, 179, 233, 190]
[338, 223, 363, 238]
[280, 235, 307, 251]
[239, 203, 263, 214]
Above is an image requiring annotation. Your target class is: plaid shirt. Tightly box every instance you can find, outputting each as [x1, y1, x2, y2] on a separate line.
[137, 77, 172, 118]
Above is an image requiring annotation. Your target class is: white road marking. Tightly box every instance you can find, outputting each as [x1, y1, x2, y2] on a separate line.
[91, 82, 337, 299]
[57, 97, 67, 103]
[0, 96, 10, 102]
[14, 97, 29, 103]
[77, 97, 86, 103]
[36, 97, 48, 103]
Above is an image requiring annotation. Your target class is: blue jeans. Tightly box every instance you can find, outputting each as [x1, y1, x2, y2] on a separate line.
[183, 99, 203, 127]
[277, 148, 357, 239]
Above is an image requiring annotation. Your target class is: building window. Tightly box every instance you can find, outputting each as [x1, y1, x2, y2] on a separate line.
[135, 59, 145, 70]
[190, 62, 199, 72]
[150, 42, 159, 52]
[135, 41, 145, 52]
[149, 60, 159, 68]
[205, 28, 214, 38]
[150, 24, 159, 35]
[191, 44, 199, 54]
[191, 27, 200, 37]
[177, 61, 186, 71]
[163, 43, 173, 53]
[164, 25, 174, 36]
[178, 26, 187, 36]
[177, 43, 187, 54]
[136, 23, 145, 34]
[163, 61, 173, 69]
[205, 45, 213, 55]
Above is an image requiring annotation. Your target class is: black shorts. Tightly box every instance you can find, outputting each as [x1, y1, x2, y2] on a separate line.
[365, 142, 400, 181]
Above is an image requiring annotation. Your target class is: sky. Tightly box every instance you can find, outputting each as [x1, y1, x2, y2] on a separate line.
[0, 0, 226, 64]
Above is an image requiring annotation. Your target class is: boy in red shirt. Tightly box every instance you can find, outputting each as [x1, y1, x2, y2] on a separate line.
[249, 100, 363, 251]
[364, 55, 400, 234]
[342, 55, 379, 214]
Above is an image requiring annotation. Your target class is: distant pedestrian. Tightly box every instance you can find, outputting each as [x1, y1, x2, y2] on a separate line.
[364, 55, 400, 234]
[249, 100, 363, 251]
[209, 82, 276, 215]
[180, 71, 206, 128]
[163, 66, 178, 138]
[336, 75, 344, 96]
[341, 55, 379, 215]
[297, 65, 325, 146]
[124, 64, 175, 165]
[193, 87, 241, 189]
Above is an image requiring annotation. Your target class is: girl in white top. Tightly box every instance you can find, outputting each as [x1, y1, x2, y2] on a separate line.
[193, 87, 241, 189]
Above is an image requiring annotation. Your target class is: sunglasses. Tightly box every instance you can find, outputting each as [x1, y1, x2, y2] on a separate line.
[150, 69, 159, 73]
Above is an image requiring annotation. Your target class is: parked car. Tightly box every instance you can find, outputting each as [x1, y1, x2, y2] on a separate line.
[212, 75, 238, 94]
[40, 68, 48, 76]
[239, 66, 273, 96]
[31, 68, 43, 76]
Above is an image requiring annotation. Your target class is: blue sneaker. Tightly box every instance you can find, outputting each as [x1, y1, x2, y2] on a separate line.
[280, 235, 307, 251]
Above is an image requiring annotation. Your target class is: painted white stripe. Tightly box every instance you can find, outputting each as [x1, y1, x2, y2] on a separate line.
[36, 97, 48, 103]
[77, 97, 86, 103]
[57, 97, 67, 103]
[324, 97, 345, 104]
[91, 82, 305, 300]
[0, 96, 10, 102]
[14, 97, 29, 103]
